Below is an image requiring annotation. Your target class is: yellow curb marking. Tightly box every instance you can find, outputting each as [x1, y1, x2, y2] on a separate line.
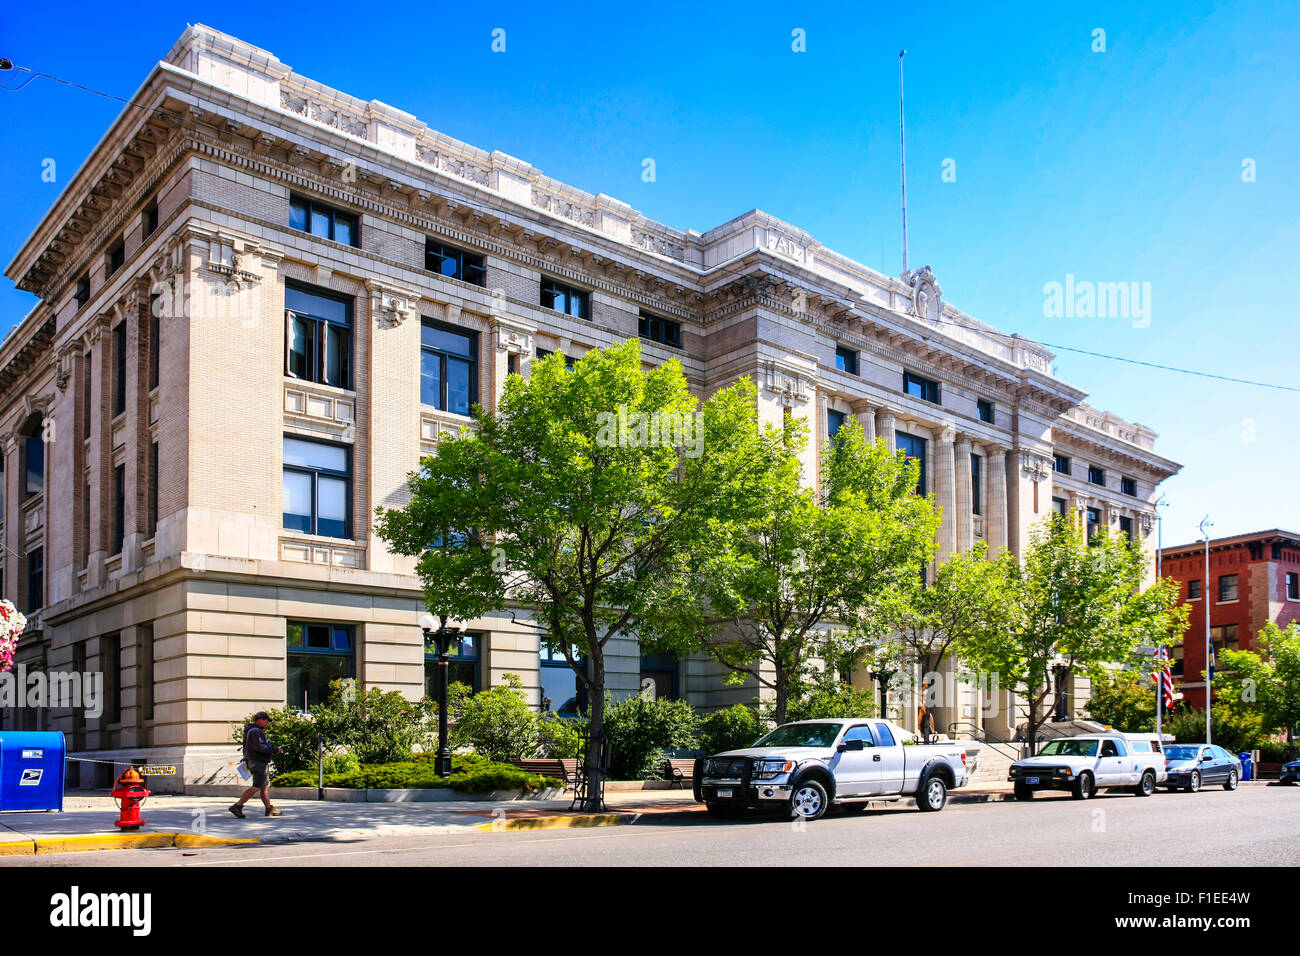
[0, 841, 35, 856]
[474, 813, 625, 832]
[17, 833, 260, 855]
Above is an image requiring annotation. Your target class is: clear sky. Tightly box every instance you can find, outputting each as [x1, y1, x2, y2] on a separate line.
[1, 0, 1296, 546]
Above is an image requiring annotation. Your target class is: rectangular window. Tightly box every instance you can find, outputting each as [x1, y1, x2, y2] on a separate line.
[140, 624, 155, 722]
[286, 622, 355, 711]
[507, 352, 519, 377]
[1171, 642, 1184, 677]
[971, 454, 982, 516]
[425, 239, 486, 287]
[149, 294, 160, 390]
[536, 347, 576, 369]
[424, 633, 481, 696]
[827, 409, 847, 438]
[1052, 496, 1067, 517]
[288, 194, 359, 247]
[639, 651, 680, 701]
[540, 646, 587, 716]
[74, 274, 90, 308]
[285, 283, 353, 389]
[896, 432, 927, 497]
[1088, 465, 1106, 486]
[540, 278, 589, 319]
[639, 310, 682, 348]
[107, 239, 125, 276]
[835, 346, 859, 376]
[24, 435, 44, 497]
[113, 321, 127, 416]
[147, 442, 159, 537]
[1188, 579, 1202, 600]
[1210, 624, 1240, 654]
[977, 399, 994, 424]
[112, 464, 126, 555]
[1287, 572, 1299, 601]
[1086, 506, 1101, 543]
[1218, 573, 1238, 602]
[1119, 515, 1133, 541]
[420, 321, 478, 415]
[1120, 476, 1137, 496]
[902, 371, 941, 404]
[1053, 454, 1071, 475]
[283, 436, 351, 539]
[26, 547, 43, 614]
[143, 199, 159, 238]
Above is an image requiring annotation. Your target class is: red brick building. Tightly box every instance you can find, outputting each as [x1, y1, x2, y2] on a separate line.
[1161, 529, 1300, 709]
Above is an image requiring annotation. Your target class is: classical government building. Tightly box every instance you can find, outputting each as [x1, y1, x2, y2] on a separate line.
[0, 26, 1180, 787]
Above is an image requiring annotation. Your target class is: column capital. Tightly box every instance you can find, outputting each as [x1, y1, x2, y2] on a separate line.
[938, 423, 957, 444]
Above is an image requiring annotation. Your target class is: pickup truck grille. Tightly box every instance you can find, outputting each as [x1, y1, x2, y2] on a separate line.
[704, 756, 750, 779]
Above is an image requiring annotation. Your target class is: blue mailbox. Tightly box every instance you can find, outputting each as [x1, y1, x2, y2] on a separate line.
[0, 731, 66, 812]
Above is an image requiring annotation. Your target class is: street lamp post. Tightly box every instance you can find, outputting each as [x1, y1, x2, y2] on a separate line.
[1198, 516, 1213, 745]
[420, 612, 462, 777]
[1154, 494, 1168, 740]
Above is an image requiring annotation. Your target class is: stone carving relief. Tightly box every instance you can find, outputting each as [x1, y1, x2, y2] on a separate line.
[764, 360, 812, 406]
[901, 264, 943, 321]
[1020, 451, 1051, 483]
[367, 281, 421, 329]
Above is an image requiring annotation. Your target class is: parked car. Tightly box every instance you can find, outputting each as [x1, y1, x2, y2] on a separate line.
[1162, 744, 1241, 792]
[1280, 759, 1300, 785]
[1008, 733, 1166, 800]
[695, 719, 969, 820]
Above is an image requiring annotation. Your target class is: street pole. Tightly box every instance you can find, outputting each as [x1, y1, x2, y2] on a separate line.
[898, 49, 909, 276]
[420, 612, 461, 777]
[1199, 515, 1213, 744]
[1154, 493, 1167, 740]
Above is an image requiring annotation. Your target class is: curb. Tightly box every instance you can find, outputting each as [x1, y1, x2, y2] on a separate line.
[473, 812, 631, 832]
[0, 833, 259, 856]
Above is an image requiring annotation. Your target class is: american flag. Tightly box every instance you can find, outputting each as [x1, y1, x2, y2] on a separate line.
[1151, 646, 1175, 708]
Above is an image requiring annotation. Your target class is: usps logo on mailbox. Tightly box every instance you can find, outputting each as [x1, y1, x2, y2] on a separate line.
[19, 769, 44, 786]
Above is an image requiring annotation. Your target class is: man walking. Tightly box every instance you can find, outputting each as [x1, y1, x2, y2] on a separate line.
[230, 711, 284, 818]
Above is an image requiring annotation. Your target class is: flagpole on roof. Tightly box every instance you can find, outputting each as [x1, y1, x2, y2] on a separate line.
[898, 49, 909, 276]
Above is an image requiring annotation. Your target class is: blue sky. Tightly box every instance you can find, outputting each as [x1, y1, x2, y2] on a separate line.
[2, 0, 1296, 545]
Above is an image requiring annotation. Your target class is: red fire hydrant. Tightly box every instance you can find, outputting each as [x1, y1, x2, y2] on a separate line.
[111, 767, 150, 831]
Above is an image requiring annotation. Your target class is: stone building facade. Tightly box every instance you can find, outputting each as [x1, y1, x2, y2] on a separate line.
[0, 26, 1180, 787]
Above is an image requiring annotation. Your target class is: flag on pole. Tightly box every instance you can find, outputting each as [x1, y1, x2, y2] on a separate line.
[1208, 641, 1216, 681]
[1151, 646, 1175, 709]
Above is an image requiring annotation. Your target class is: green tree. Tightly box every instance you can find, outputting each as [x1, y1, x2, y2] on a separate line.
[312, 679, 437, 764]
[375, 340, 775, 809]
[1218, 621, 1300, 746]
[882, 539, 1012, 738]
[698, 417, 939, 724]
[449, 674, 541, 762]
[960, 515, 1188, 754]
[1084, 668, 1157, 732]
[603, 693, 698, 779]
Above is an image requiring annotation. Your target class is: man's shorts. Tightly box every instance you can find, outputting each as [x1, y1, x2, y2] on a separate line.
[247, 761, 269, 788]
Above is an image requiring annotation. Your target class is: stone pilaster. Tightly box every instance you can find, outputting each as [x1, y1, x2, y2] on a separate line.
[955, 435, 973, 553]
[877, 409, 896, 452]
[935, 425, 957, 562]
[986, 443, 1009, 555]
[852, 400, 875, 445]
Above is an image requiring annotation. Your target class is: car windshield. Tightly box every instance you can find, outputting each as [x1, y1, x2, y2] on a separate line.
[1165, 746, 1201, 760]
[754, 723, 843, 749]
[1037, 739, 1099, 757]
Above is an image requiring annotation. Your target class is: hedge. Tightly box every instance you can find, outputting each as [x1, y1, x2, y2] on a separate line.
[270, 753, 560, 792]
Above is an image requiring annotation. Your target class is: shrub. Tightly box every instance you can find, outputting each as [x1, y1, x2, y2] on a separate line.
[270, 753, 560, 792]
[603, 694, 698, 779]
[1084, 669, 1156, 732]
[322, 750, 361, 775]
[1165, 706, 1264, 753]
[231, 707, 320, 775]
[777, 683, 878, 724]
[697, 704, 764, 755]
[313, 679, 437, 764]
[537, 712, 586, 759]
[450, 674, 541, 761]
[1256, 739, 1296, 762]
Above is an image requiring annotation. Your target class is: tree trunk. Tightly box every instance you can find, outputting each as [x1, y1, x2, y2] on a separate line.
[773, 672, 787, 726]
[581, 656, 606, 812]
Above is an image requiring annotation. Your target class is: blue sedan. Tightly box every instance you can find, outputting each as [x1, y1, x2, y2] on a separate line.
[1281, 759, 1300, 785]
[1162, 744, 1241, 793]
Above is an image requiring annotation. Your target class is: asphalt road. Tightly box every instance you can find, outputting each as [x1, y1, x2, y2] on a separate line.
[8, 782, 1296, 868]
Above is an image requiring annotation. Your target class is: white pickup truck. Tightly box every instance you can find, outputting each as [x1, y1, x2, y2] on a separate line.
[1007, 733, 1167, 800]
[695, 718, 970, 820]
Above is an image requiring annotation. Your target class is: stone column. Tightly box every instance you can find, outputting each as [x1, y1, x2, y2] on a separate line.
[935, 425, 957, 562]
[877, 409, 896, 452]
[986, 443, 1008, 555]
[955, 435, 973, 554]
[853, 401, 875, 445]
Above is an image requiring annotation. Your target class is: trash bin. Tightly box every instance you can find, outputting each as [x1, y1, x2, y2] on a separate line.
[0, 731, 66, 812]
[1237, 752, 1253, 782]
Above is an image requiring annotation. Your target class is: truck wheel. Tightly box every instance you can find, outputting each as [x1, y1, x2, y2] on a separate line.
[1013, 782, 1034, 801]
[1185, 771, 1201, 793]
[1223, 769, 1239, 791]
[917, 774, 948, 812]
[1133, 770, 1156, 797]
[789, 779, 828, 821]
[1071, 772, 1094, 800]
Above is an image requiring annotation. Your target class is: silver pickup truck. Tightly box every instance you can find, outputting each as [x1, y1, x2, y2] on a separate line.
[695, 718, 970, 820]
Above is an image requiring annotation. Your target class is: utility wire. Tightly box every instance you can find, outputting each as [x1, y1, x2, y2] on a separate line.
[0, 61, 182, 123]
